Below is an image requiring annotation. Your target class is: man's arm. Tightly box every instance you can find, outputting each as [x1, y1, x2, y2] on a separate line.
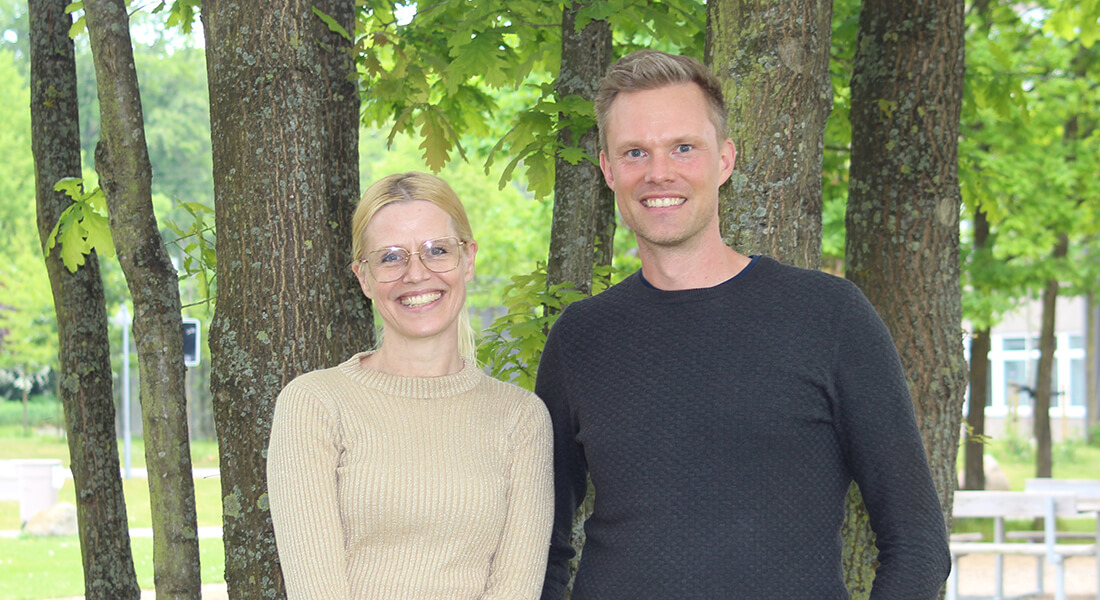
[536, 317, 590, 600]
[831, 286, 951, 599]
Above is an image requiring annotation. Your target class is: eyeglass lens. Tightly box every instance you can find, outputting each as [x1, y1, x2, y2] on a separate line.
[367, 237, 463, 282]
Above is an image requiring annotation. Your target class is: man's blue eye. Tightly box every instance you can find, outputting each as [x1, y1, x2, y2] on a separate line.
[627, 149, 644, 158]
[676, 144, 692, 153]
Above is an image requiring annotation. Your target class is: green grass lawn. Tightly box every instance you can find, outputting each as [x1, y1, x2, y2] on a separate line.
[3, 416, 1098, 598]
[0, 536, 225, 600]
[1, 425, 226, 598]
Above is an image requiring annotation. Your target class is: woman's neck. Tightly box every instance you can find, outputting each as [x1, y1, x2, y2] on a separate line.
[361, 340, 464, 378]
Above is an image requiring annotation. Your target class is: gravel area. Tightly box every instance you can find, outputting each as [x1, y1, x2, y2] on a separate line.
[955, 553, 1097, 599]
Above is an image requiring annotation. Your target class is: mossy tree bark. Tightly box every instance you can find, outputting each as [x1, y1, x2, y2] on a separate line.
[844, 0, 968, 598]
[548, 3, 614, 296]
[706, 0, 832, 271]
[549, 7, 612, 597]
[29, 1, 140, 597]
[202, 0, 371, 597]
[83, 0, 201, 597]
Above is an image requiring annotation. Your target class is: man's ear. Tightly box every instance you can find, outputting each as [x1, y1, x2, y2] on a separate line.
[599, 151, 615, 190]
[719, 138, 737, 185]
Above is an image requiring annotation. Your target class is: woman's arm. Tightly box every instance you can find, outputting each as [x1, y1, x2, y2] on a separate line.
[267, 380, 353, 600]
[482, 399, 555, 600]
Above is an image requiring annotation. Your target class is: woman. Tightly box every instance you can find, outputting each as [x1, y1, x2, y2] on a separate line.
[267, 172, 553, 599]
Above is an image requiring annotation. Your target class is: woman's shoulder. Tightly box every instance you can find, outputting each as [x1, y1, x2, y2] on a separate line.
[275, 355, 362, 408]
[475, 372, 549, 423]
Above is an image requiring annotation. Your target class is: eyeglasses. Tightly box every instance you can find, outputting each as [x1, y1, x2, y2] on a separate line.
[359, 237, 467, 283]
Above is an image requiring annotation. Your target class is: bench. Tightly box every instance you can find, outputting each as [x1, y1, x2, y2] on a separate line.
[1020, 479, 1100, 600]
[948, 490, 1096, 600]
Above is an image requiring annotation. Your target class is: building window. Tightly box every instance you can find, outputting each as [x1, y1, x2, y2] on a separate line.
[1070, 357, 1085, 408]
[1004, 359, 1030, 409]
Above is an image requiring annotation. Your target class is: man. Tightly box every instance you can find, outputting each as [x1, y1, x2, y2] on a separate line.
[536, 50, 950, 600]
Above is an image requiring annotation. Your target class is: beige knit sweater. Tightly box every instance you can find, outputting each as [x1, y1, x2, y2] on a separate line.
[267, 352, 553, 600]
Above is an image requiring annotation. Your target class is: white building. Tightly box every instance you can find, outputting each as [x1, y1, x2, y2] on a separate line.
[967, 295, 1097, 441]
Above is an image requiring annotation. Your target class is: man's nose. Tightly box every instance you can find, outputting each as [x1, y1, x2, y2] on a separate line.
[645, 153, 674, 182]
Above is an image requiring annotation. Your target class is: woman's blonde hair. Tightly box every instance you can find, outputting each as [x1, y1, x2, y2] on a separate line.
[351, 172, 478, 361]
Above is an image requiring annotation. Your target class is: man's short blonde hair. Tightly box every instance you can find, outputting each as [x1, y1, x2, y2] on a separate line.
[595, 50, 728, 150]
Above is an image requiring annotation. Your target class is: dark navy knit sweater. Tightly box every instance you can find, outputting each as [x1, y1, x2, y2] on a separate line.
[536, 256, 950, 600]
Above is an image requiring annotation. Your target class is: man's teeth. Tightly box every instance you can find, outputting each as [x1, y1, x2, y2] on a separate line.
[401, 292, 441, 307]
[642, 197, 685, 208]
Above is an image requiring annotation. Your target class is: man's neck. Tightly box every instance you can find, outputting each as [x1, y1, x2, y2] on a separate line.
[638, 238, 751, 291]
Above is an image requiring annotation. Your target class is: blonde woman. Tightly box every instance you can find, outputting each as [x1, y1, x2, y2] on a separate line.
[268, 172, 553, 599]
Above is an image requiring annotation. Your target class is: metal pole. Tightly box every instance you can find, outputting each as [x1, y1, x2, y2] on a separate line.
[118, 305, 132, 479]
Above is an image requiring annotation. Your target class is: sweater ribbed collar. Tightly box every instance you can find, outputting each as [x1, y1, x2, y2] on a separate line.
[632, 254, 766, 302]
[338, 351, 483, 399]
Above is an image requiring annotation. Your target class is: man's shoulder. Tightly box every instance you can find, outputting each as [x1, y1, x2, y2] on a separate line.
[755, 257, 863, 301]
[556, 272, 640, 320]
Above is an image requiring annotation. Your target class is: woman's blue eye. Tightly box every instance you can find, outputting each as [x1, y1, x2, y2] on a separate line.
[379, 251, 404, 264]
[427, 245, 449, 257]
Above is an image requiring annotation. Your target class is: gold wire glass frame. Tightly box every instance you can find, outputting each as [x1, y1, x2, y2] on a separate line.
[359, 237, 466, 283]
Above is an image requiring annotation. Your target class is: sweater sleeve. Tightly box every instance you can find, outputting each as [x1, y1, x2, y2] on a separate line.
[830, 286, 951, 599]
[483, 398, 555, 600]
[266, 379, 353, 600]
[536, 314, 589, 600]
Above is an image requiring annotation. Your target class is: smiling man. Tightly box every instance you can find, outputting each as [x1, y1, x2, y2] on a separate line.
[536, 50, 950, 600]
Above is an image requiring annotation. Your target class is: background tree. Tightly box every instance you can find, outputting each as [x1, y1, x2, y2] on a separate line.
[27, 1, 140, 597]
[959, 0, 1100, 477]
[546, 3, 612, 296]
[844, 0, 968, 598]
[82, 0, 201, 597]
[706, 0, 832, 270]
[202, 0, 372, 596]
[963, 205, 991, 490]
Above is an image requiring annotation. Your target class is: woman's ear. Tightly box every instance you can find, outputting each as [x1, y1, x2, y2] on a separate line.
[463, 240, 478, 282]
[352, 261, 375, 299]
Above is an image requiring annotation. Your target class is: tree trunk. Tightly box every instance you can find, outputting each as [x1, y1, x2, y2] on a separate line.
[30, 6, 140, 593]
[21, 367, 30, 436]
[29, 1, 141, 583]
[705, 0, 832, 270]
[965, 328, 990, 490]
[1033, 234, 1068, 478]
[965, 206, 991, 490]
[547, 3, 613, 295]
[550, 7, 612, 596]
[845, 0, 967, 597]
[82, 1, 200, 597]
[202, 1, 370, 597]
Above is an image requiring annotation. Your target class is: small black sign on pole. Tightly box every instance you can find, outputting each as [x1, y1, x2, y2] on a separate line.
[183, 318, 201, 367]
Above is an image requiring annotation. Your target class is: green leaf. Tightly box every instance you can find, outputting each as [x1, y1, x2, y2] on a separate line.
[313, 6, 352, 41]
[56, 218, 89, 271]
[416, 109, 456, 172]
[82, 211, 116, 259]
